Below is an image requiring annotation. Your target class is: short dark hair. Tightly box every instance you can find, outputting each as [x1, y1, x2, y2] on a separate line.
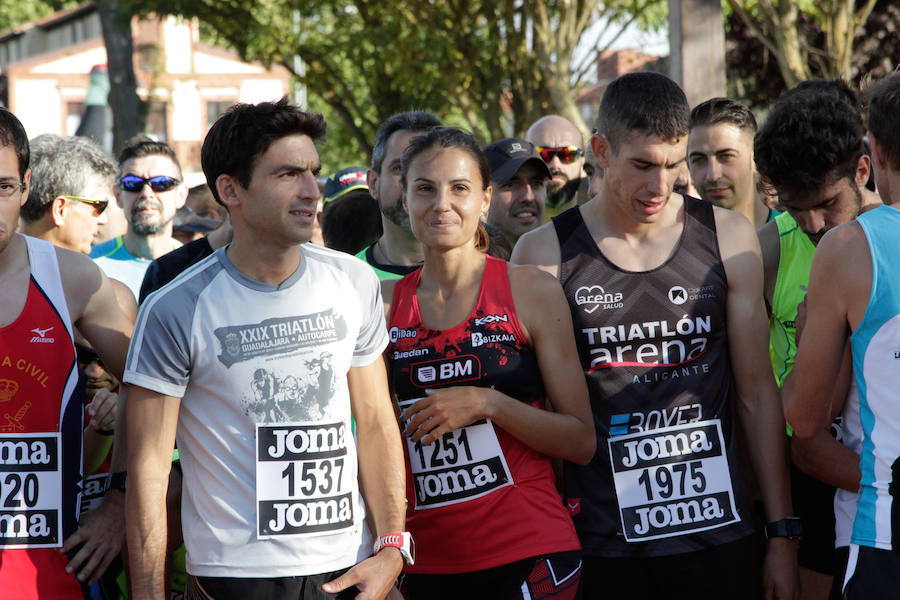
[22, 134, 117, 223]
[400, 127, 492, 253]
[595, 72, 690, 153]
[690, 97, 757, 132]
[371, 111, 441, 173]
[201, 97, 326, 205]
[117, 135, 182, 179]
[867, 73, 900, 173]
[0, 107, 30, 179]
[755, 81, 865, 197]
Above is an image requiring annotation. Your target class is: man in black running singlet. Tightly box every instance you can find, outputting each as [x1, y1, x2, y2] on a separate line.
[512, 72, 799, 600]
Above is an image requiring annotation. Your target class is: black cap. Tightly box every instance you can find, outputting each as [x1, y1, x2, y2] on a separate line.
[483, 138, 551, 184]
[324, 166, 369, 204]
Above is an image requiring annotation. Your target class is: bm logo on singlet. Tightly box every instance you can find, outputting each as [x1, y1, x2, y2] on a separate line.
[411, 355, 481, 388]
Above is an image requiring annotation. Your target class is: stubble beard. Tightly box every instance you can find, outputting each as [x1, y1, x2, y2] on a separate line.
[381, 194, 411, 231]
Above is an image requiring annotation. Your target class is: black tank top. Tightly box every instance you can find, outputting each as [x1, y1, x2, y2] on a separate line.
[553, 197, 755, 557]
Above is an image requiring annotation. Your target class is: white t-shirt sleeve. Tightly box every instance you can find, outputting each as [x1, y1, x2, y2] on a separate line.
[350, 261, 388, 367]
[124, 280, 196, 398]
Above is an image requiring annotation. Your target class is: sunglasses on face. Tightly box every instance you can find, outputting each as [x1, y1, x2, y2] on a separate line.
[75, 343, 104, 369]
[535, 146, 584, 165]
[119, 175, 180, 193]
[62, 195, 109, 216]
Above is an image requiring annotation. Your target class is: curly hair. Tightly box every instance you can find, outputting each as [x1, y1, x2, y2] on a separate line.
[754, 80, 865, 196]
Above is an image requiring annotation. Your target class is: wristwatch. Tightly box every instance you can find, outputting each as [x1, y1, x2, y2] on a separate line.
[373, 531, 415, 565]
[764, 517, 803, 540]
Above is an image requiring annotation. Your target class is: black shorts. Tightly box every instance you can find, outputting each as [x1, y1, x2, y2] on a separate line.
[184, 568, 355, 600]
[400, 551, 582, 600]
[581, 535, 763, 600]
[790, 452, 838, 574]
[842, 544, 900, 600]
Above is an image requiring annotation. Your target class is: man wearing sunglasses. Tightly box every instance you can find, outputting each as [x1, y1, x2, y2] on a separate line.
[19, 134, 116, 255]
[91, 136, 188, 300]
[525, 115, 588, 216]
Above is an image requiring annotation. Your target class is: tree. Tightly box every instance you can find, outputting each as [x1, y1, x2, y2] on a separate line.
[127, 0, 663, 165]
[725, 0, 891, 94]
[97, 0, 144, 153]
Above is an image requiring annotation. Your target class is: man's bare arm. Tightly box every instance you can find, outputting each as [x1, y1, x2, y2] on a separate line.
[510, 222, 561, 277]
[783, 223, 869, 437]
[322, 357, 405, 599]
[126, 385, 180, 600]
[716, 208, 797, 600]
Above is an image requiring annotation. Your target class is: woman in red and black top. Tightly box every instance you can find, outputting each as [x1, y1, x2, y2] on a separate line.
[384, 128, 595, 599]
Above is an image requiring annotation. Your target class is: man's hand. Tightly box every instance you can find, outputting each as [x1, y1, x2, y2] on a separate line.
[321, 548, 404, 600]
[61, 489, 125, 584]
[86, 388, 118, 432]
[763, 537, 800, 600]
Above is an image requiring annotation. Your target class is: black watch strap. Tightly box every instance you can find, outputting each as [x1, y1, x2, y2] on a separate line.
[764, 517, 803, 540]
[108, 471, 127, 491]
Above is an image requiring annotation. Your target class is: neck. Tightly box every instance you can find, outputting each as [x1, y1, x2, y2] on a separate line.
[226, 231, 301, 286]
[751, 199, 770, 227]
[420, 245, 485, 297]
[122, 227, 176, 260]
[20, 218, 54, 243]
[375, 218, 423, 266]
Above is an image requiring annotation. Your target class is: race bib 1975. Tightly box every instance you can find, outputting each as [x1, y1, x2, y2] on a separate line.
[255, 421, 354, 539]
[607, 419, 739, 542]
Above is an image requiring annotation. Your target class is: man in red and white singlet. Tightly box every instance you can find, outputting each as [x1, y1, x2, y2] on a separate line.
[0, 108, 132, 598]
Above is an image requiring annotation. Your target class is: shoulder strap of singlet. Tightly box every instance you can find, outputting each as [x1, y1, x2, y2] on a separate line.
[551, 206, 584, 246]
[24, 235, 74, 339]
[388, 267, 422, 327]
[683, 195, 716, 231]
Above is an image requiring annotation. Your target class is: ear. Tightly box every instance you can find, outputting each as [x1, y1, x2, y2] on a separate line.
[216, 174, 241, 210]
[482, 184, 492, 218]
[49, 196, 67, 226]
[854, 153, 871, 188]
[591, 134, 612, 169]
[366, 168, 379, 201]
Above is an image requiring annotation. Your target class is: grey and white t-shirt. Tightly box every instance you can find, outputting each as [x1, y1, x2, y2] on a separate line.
[125, 243, 388, 578]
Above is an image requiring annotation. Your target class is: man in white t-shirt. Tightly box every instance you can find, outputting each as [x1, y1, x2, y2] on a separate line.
[125, 98, 407, 600]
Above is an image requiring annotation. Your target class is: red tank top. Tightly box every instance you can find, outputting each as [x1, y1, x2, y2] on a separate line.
[0, 236, 84, 599]
[388, 255, 579, 573]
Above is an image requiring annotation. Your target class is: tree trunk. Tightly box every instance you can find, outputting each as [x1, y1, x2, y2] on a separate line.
[98, 0, 144, 155]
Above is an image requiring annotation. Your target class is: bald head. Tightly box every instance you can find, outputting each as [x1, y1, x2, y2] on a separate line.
[525, 115, 585, 195]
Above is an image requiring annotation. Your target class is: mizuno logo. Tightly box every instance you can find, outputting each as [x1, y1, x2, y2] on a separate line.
[30, 327, 53, 338]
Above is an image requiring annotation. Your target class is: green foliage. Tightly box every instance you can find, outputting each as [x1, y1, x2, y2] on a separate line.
[0, 0, 77, 31]
[123, 0, 661, 166]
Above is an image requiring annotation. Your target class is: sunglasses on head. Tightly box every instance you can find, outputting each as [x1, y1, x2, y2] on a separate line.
[119, 175, 180, 193]
[75, 343, 103, 369]
[61, 195, 108, 216]
[535, 146, 584, 165]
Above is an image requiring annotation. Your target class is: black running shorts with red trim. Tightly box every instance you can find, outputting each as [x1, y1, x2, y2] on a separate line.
[399, 551, 582, 600]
